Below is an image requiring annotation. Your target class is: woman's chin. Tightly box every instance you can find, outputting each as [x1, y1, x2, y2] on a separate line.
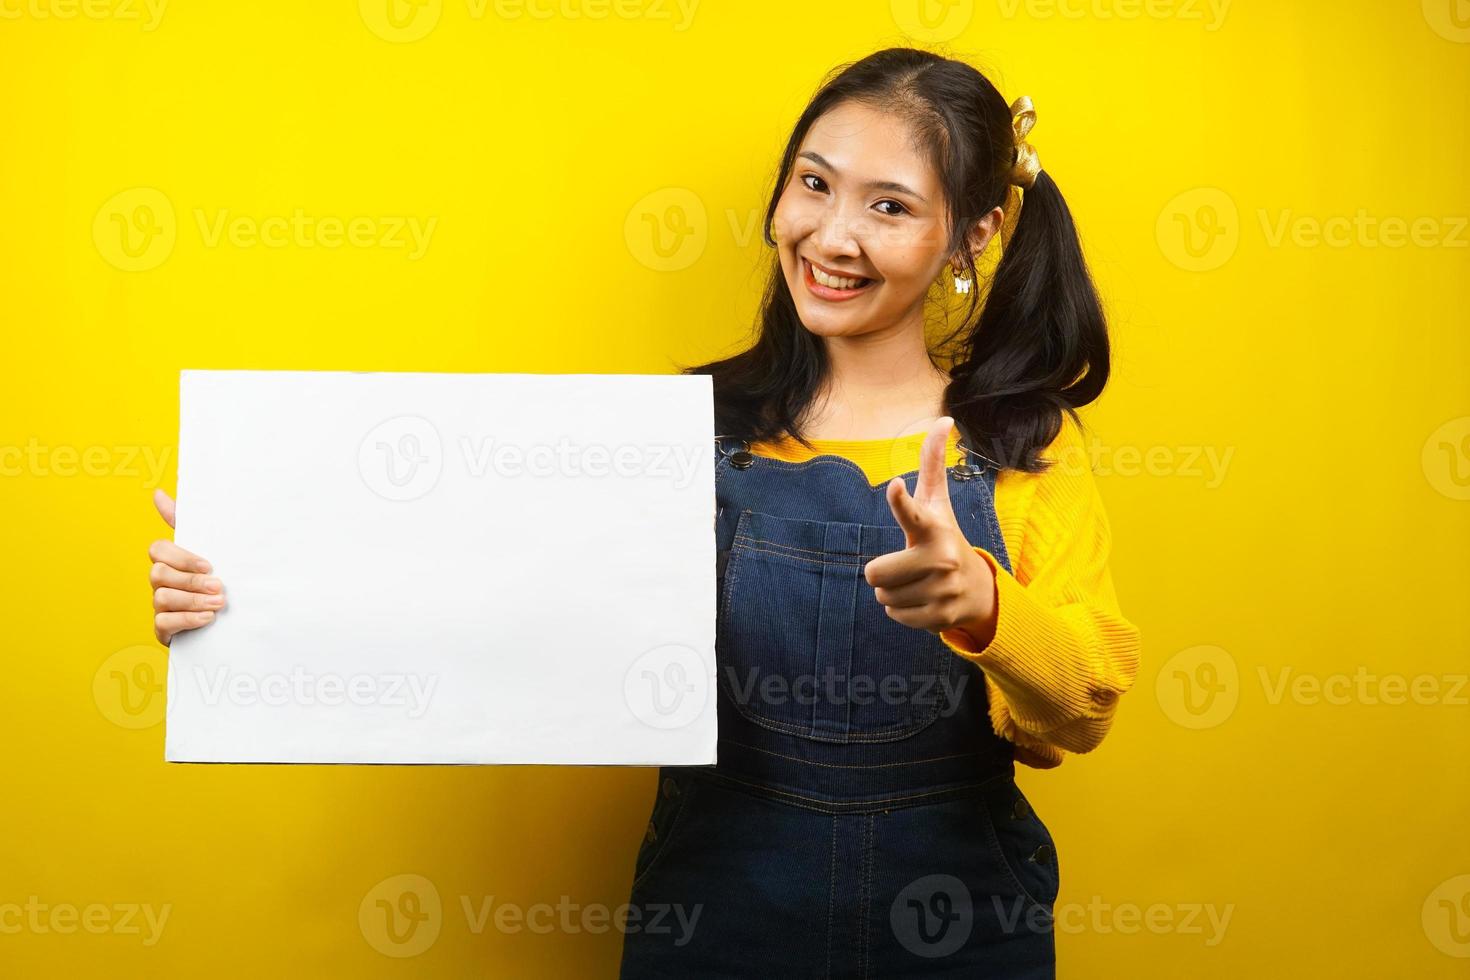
[791, 294, 874, 335]
[796, 313, 865, 338]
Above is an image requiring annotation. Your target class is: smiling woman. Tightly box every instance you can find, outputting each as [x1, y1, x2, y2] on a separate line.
[615, 46, 1137, 978]
[776, 116, 999, 327]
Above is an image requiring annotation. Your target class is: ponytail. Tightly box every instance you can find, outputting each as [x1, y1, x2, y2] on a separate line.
[944, 169, 1110, 474]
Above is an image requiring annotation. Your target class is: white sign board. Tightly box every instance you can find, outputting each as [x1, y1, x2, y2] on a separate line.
[165, 370, 717, 765]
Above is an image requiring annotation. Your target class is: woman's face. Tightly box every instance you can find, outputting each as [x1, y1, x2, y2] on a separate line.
[772, 100, 983, 341]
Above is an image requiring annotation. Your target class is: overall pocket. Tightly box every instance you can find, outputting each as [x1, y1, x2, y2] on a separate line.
[976, 778, 1062, 913]
[631, 772, 699, 891]
[717, 508, 954, 742]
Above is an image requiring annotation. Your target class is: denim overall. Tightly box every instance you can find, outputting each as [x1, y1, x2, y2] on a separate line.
[618, 425, 1061, 979]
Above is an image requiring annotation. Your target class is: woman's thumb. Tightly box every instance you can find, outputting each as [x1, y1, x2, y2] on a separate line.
[153, 488, 176, 529]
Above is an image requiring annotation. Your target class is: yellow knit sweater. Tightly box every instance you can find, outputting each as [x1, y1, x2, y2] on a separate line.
[747, 414, 1141, 769]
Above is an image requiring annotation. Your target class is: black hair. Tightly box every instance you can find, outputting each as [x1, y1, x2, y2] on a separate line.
[677, 46, 1110, 474]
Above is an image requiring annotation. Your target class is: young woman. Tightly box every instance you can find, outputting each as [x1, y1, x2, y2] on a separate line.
[146, 45, 1139, 978]
[615, 48, 1139, 977]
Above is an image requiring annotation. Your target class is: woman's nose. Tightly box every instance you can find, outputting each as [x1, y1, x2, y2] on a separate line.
[812, 203, 870, 255]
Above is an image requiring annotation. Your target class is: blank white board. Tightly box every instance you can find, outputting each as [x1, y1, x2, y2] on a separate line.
[165, 370, 717, 765]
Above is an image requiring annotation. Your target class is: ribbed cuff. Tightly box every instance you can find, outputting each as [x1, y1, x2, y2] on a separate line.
[940, 546, 1138, 737]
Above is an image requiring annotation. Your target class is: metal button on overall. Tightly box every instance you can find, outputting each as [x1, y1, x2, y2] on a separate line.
[716, 436, 756, 470]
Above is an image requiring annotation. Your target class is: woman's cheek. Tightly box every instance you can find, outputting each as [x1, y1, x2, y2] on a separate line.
[771, 198, 810, 247]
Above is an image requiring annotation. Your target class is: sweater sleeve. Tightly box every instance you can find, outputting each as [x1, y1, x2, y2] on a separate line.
[938, 414, 1141, 765]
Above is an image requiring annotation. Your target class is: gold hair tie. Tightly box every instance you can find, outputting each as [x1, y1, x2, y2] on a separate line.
[1009, 95, 1040, 189]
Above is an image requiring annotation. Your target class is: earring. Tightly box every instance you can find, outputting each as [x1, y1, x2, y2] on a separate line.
[952, 267, 972, 294]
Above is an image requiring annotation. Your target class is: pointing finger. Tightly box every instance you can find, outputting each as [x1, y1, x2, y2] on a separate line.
[864, 545, 929, 589]
[913, 416, 957, 516]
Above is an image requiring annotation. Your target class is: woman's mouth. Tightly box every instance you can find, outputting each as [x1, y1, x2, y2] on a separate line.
[802, 257, 876, 301]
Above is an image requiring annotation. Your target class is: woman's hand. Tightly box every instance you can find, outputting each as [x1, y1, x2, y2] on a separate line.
[865, 416, 998, 648]
[148, 488, 225, 646]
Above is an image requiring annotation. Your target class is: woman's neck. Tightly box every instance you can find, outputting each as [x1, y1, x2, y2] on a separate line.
[798, 330, 951, 441]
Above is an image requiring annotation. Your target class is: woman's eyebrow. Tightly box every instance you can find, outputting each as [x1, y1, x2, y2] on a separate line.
[797, 151, 928, 203]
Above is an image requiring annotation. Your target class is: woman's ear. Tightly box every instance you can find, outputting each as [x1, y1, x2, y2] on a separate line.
[950, 205, 1006, 269]
[970, 205, 1006, 258]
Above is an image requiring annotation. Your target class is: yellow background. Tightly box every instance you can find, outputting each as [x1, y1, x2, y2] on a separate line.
[3, 0, 1468, 976]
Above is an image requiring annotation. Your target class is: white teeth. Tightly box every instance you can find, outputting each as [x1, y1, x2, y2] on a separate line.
[809, 261, 869, 290]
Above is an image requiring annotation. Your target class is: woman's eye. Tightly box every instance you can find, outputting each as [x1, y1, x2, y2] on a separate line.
[798, 175, 905, 216]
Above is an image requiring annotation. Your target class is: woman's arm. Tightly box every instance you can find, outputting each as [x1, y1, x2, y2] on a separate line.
[939, 415, 1142, 759]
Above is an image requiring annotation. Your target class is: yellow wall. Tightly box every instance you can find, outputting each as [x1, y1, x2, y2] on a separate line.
[3, 1, 1468, 976]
